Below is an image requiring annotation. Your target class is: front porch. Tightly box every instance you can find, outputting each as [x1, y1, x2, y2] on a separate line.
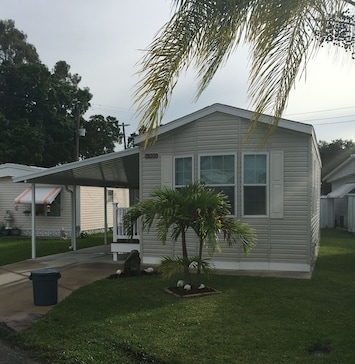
[111, 204, 140, 261]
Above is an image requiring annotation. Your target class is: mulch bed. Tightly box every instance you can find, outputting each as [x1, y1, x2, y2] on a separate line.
[165, 286, 220, 298]
[108, 270, 160, 279]
[107, 271, 220, 298]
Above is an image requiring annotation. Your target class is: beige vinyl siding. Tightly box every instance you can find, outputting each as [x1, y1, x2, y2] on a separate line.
[0, 177, 71, 237]
[140, 111, 319, 270]
[80, 186, 129, 232]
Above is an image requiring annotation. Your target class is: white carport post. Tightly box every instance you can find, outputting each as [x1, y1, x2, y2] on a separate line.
[71, 186, 77, 251]
[104, 187, 108, 245]
[31, 183, 36, 259]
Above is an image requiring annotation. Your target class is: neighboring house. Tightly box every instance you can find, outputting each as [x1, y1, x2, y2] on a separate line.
[0, 163, 129, 237]
[11, 104, 321, 273]
[131, 103, 322, 273]
[321, 154, 355, 232]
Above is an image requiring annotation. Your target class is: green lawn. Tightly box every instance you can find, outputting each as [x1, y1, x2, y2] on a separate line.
[0, 232, 111, 266]
[7, 229, 355, 363]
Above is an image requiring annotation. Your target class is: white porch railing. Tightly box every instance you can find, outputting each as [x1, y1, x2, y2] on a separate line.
[112, 204, 140, 261]
[112, 204, 140, 241]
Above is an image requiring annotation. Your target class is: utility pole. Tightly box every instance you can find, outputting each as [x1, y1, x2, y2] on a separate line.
[75, 102, 80, 161]
[75, 100, 86, 160]
[119, 122, 130, 149]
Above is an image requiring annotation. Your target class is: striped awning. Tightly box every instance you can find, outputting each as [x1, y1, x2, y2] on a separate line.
[14, 186, 62, 204]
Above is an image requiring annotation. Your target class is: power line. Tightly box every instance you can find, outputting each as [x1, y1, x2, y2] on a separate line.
[313, 119, 355, 126]
[305, 114, 355, 122]
[285, 105, 355, 117]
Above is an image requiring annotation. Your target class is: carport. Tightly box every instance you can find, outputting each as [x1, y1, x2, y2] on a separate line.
[13, 147, 140, 258]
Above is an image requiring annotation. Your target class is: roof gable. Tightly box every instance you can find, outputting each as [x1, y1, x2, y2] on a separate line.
[134, 103, 314, 145]
[323, 155, 355, 183]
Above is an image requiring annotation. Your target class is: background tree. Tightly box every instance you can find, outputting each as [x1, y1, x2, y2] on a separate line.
[134, 1, 355, 142]
[80, 115, 123, 159]
[0, 20, 123, 166]
[318, 139, 355, 194]
[0, 62, 50, 165]
[0, 19, 39, 64]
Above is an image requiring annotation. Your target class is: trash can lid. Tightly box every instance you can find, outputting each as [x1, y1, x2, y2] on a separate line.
[29, 268, 61, 280]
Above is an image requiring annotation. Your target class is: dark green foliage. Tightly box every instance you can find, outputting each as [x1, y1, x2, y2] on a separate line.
[0, 19, 39, 64]
[80, 115, 123, 159]
[0, 20, 123, 166]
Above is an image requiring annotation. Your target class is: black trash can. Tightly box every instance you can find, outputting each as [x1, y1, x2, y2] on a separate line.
[29, 268, 61, 306]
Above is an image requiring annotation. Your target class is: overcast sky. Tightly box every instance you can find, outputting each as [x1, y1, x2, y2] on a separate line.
[2, 0, 355, 146]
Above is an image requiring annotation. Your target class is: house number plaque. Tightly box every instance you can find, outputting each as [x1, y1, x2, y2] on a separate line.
[144, 153, 158, 159]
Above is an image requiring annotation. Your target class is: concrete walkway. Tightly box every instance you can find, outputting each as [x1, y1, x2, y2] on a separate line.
[0, 245, 123, 332]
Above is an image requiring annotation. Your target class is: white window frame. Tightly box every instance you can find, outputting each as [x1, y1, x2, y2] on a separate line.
[198, 153, 237, 216]
[173, 155, 194, 188]
[242, 152, 269, 217]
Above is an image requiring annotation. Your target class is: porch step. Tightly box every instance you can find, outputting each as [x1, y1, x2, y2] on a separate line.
[111, 240, 140, 261]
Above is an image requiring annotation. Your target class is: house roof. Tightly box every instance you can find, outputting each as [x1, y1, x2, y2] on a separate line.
[134, 103, 315, 145]
[11, 104, 317, 189]
[0, 163, 45, 178]
[327, 183, 355, 198]
[13, 147, 140, 188]
[323, 154, 355, 182]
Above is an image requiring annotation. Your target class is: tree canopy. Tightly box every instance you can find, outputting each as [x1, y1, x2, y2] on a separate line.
[0, 19, 39, 64]
[0, 20, 124, 167]
[318, 138, 355, 194]
[134, 1, 355, 141]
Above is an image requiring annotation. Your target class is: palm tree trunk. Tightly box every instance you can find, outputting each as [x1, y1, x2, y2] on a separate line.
[181, 229, 189, 281]
[196, 236, 204, 279]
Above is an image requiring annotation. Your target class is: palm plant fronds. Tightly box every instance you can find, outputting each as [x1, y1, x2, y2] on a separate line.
[134, 0, 354, 144]
[159, 255, 214, 280]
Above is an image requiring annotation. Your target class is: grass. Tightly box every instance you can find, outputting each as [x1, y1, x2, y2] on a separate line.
[0, 232, 111, 266]
[4, 229, 355, 363]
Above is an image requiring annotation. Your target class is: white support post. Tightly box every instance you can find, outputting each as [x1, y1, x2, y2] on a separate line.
[31, 183, 36, 259]
[112, 203, 118, 242]
[72, 186, 77, 251]
[104, 187, 108, 245]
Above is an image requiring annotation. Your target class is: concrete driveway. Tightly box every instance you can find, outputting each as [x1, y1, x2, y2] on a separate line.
[0, 245, 123, 332]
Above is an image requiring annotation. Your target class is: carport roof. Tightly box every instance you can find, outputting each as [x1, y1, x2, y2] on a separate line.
[13, 147, 140, 188]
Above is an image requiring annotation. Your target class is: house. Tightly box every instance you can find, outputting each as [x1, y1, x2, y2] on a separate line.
[12, 104, 321, 273]
[131, 103, 321, 273]
[321, 154, 355, 232]
[0, 163, 129, 237]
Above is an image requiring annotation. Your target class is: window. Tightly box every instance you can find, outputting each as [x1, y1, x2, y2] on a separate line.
[200, 154, 235, 214]
[243, 154, 267, 216]
[107, 189, 114, 203]
[35, 194, 61, 217]
[174, 156, 193, 188]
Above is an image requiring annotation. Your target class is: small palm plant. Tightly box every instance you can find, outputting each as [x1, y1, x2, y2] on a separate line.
[123, 181, 256, 284]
